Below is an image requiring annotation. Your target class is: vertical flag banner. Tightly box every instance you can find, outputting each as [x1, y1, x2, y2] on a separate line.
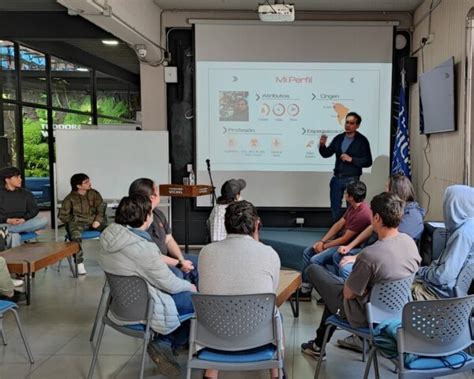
[392, 74, 412, 178]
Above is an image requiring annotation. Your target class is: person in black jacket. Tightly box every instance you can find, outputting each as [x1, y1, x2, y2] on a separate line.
[0, 167, 48, 247]
[319, 112, 372, 221]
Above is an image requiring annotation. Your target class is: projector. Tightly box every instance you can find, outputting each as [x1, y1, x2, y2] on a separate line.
[258, 4, 295, 22]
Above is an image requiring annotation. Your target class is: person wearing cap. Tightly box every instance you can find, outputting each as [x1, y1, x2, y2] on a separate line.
[208, 178, 246, 242]
[0, 166, 48, 247]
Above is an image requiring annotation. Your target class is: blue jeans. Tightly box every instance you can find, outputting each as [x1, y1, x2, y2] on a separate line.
[302, 246, 339, 282]
[329, 175, 359, 221]
[157, 291, 194, 348]
[333, 247, 362, 279]
[169, 253, 199, 287]
[0, 215, 48, 248]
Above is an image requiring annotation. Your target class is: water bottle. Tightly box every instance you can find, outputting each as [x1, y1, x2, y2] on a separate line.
[189, 169, 195, 185]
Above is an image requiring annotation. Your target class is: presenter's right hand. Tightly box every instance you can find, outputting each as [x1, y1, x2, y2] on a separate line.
[180, 260, 194, 273]
[337, 246, 351, 255]
[319, 134, 328, 146]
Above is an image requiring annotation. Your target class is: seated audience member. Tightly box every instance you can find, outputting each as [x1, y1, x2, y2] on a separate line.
[413, 184, 474, 300]
[300, 181, 371, 300]
[199, 200, 281, 379]
[0, 257, 24, 301]
[100, 194, 195, 378]
[58, 173, 107, 275]
[207, 178, 246, 242]
[0, 166, 48, 247]
[335, 173, 425, 279]
[301, 192, 420, 359]
[129, 178, 198, 285]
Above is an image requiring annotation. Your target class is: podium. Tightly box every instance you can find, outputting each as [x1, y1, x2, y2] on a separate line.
[159, 184, 214, 253]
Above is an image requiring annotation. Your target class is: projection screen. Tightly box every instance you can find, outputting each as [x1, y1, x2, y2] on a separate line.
[194, 21, 395, 208]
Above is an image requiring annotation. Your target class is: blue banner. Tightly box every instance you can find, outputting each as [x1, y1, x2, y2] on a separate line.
[392, 82, 412, 179]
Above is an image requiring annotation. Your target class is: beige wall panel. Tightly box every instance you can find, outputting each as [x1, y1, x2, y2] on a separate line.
[410, 0, 474, 220]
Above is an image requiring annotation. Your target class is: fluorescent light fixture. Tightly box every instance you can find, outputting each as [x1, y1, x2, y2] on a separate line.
[76, 67, 89, 72]
[102, 39, 119, 46]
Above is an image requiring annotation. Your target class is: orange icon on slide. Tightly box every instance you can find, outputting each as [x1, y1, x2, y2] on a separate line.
[250, 138, 259, 148]
[333, 102, 349, 125]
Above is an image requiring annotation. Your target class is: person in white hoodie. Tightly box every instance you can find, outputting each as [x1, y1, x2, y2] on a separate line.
[99, 194, 196, 378]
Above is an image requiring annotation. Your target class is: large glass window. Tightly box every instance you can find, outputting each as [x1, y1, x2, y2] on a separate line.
[2, 103, 18, 166]
[22, 107, 49, 177]
[19, 46, 47, 105]
[97, 71, 139, 120]
[51, 56, 91, 112]
[0, 40, 17, 100]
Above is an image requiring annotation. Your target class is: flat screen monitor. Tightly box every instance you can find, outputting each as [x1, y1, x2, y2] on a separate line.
[419, 57, 455, 134]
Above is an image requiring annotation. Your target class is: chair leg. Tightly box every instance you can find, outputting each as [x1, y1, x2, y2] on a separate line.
[57, 259, 62, 272]
[66, 256, 77, 278]
[314, 325, 335, 379]
[362, 338, 366, 362]
[0, 316, 7, 345]
[88, 321, 106, 379]
[10, 309, 34, 363]
[89, 282, 108, 342]
[363, 347, 376, 379]
[139, 334, 150, 379]
[373, 349, 380, 379]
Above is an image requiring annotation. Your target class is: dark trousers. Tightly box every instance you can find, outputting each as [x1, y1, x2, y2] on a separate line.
[158, 291, 194, 348]
[306, 264, 345, 347]
[329, 175, 359, 221]
[169, 253, 199, 287]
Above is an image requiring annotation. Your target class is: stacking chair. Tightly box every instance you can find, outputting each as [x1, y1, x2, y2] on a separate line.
[87, 273, 154, 379]
[89, 279, 109, 343]
[314, 275, 415, 379]
[58, 230, 102, 275]
[454, 263, 474, 297]
[0, 300, 34, 363]
[187, 293, 284, 379]
[367, 296, 474, 379]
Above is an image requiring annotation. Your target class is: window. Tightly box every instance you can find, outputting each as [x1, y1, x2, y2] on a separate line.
[0, 40, 17, 100]
[19, 46, 47, 105]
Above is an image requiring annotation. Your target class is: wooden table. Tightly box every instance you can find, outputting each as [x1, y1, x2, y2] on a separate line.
[277, 269, 302, 317]
[0, 242, 80, 305]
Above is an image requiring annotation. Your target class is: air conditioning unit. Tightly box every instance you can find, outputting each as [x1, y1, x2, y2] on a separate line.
[258, 3, 295, 22]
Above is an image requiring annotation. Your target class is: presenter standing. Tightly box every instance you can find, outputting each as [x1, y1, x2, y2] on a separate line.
[319, 112, 372, 221]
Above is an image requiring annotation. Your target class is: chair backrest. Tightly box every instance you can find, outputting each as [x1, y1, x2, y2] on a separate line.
[191, 293, 276, 351]
[454, 262, 474, 297]
[366, 274, 415, 325]
[105, 272, 151, 322]
[398, 295, 474, 357]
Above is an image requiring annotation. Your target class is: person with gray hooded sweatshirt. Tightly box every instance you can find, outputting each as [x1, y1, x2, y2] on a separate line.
[99, 194, 195, 378]
[413, 184, 474, 300]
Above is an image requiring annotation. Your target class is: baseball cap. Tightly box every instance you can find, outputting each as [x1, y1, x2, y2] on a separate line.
[0, 166, 21, 180]
[221, 179, 246, 200]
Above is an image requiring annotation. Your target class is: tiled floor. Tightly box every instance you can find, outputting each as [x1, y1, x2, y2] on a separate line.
[0, 233, 471, 379]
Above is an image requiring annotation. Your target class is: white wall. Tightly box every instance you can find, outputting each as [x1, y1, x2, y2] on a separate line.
[410, 0, 474, 220]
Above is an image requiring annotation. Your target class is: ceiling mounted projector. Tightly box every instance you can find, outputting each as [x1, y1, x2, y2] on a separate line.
[258, 2, 295, 22]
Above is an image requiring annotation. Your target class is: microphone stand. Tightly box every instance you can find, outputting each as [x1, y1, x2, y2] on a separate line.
[206, 159, 216, 206]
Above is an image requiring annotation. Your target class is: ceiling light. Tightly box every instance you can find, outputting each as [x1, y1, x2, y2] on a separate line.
[102, 39, 119, 46]
[76, 67, 89, 72]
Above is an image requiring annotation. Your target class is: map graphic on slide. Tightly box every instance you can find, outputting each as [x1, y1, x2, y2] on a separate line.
[196, 61, 391, 172]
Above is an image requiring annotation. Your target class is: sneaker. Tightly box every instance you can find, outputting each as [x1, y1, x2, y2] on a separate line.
[147, 341, 181, 378]
[336, 335, 364, 353]
[77, 263, 87, 275]
[11, 279, 24, 287]
[301, 340, 326, 360]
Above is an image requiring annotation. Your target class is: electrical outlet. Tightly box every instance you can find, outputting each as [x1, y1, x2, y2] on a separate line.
[296, 218, 304, 225]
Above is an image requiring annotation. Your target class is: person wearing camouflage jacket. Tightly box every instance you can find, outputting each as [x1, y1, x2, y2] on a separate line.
[58, 173, 107, 268]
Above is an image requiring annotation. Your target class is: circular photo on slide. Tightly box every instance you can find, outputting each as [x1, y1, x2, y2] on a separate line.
[219, 91, 249, 122]
[260, 103, 270, 117]
[288, 103, 300, 117]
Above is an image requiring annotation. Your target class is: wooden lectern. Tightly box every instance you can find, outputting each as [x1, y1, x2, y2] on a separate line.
[159, 184, 214, 253]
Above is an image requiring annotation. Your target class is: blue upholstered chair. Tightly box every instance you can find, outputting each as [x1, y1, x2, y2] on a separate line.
[186, 293, 284, 379]
[0, 300, 34, 364]
[314, 275, 415, 379]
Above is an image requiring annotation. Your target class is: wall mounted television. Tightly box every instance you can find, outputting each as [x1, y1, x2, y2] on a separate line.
[419, 57, 456, 134]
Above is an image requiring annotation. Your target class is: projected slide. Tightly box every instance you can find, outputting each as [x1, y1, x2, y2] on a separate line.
[196, 62, 391, 172]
